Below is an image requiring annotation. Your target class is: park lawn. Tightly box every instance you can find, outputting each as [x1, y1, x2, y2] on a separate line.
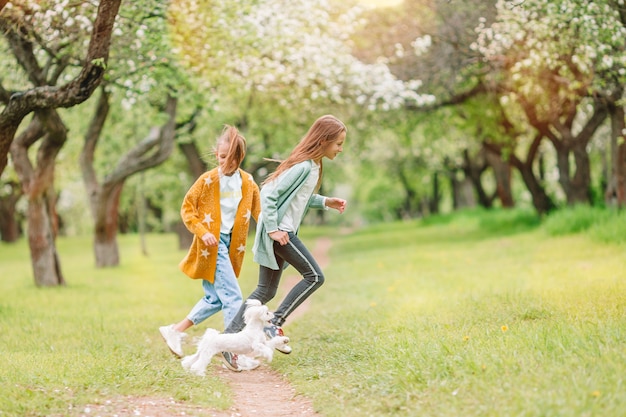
[273, 213, 626, 417]
[1, 210, 625, 416]
[0, 233, 237, 415]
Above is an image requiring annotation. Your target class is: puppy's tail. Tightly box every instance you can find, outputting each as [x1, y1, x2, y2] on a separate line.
[182, 328, 221, 371]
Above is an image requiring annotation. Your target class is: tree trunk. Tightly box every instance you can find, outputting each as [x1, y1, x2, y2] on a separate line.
[397, 166, 419, 218]
[448, 165, 476, 210]
[552, 138, 593, 205]
[178, 141, 208, 179]
[546, 101, 607, 205]
[462, 148, 491, 208]
[94, 181, 124, 267]
[512, 155, 555, 215]
[606, 100, 626, 207]
[137, 173, 148, 256]
[613, 105, 626, 207]
[11, 111, 68, 286]
[617, 139, 626, 208]
[455, 178, 476, 209]
[448, 167, 459, 210]
[570, 140, 593, 203]
[484, 144, 514, 207]
[0, 180, 23, 242]
[27, 193, 65, 286]
[81, 94, 178, 267]
[484, 136, 555, 215]
[429, 171, 440, 214]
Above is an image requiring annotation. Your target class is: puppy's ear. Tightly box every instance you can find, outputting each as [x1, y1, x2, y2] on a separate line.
[246, 299, 262, 307]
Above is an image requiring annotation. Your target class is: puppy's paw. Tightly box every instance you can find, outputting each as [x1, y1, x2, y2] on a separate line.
[189, 364, 206, 377]
[238, 355, 261, 371]
[181, 355, 195, 370]
[273, 336, 289, 346]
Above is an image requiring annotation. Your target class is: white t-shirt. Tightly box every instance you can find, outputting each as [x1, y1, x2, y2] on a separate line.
[219, 169, 242, 234]
[278, 163, 320, 233]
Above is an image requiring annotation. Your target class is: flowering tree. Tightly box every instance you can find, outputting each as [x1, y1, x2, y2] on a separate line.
[473, 0, 626, 206]
[78, 0, 194, 267]
[166, 0, 436, 223]
[348, 0, 508, 217]
[0, 0, 121, 176]
[0, 0, 121, 286]
[168, 0, 434, 117]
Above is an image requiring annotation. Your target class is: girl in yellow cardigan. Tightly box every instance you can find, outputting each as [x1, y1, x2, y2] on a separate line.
[159, 125, 260, 359]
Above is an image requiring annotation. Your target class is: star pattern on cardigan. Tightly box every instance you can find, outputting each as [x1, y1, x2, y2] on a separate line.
[179, 168, 260, 283]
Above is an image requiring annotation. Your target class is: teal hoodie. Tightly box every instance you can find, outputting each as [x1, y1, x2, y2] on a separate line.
[252, 160, 326, 270]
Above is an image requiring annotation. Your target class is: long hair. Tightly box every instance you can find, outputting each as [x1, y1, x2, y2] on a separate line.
[217, 125, 247, 176]
[263, 115, 346, 188]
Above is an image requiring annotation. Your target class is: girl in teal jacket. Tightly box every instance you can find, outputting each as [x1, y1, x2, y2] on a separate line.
[221, 115, 347, 371]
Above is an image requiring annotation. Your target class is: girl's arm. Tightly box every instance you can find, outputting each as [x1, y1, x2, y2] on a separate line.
[309, 194, 346, 213]
[324, 197, 347, 213]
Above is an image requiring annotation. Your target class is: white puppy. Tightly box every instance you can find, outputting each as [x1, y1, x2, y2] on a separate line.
[181, 299, 290, 376]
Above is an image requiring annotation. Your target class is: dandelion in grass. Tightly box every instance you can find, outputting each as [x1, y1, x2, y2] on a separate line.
[369, 302, 377, 308]
[463, 335, 470, 342]
[501, 325, 508, 332]
[592, 391, 601, 397]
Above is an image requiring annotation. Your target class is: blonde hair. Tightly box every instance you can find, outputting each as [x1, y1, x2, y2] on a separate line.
[263, 115, 346, 187]
[216, 125, 247, 176]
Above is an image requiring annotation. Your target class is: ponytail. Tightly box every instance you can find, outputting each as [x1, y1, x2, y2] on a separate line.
[218, 125, 247, 176]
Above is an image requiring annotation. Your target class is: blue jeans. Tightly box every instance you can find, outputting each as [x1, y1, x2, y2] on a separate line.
[224, 232, 324, 333]
[187, 233, 243, 329]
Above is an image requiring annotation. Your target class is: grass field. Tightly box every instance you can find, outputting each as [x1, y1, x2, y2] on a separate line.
[1, 208, 625, 416]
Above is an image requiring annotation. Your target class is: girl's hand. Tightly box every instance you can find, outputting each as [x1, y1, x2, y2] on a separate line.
[269, 230, 290, 246]
[201, 232, 218, 246]
[325, 197, 347, 214]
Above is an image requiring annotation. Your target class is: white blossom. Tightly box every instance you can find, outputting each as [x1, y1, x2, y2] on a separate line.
[168, 0, 433, 110]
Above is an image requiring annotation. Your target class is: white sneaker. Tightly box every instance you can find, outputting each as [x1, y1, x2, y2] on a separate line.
[159, 325, 185, 358]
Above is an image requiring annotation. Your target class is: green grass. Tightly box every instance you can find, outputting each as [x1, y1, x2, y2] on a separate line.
[543, 205, 613, 235]
[0, 234, 238, 415]
[1, 209, 625, 416]
[275, 215, 626, 417]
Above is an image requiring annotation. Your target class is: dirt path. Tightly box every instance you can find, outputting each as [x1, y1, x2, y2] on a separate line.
[212, 236, 332, 417]
[79, 237, 332, 417]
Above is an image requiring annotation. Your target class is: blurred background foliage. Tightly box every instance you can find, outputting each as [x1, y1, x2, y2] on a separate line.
[1, 0, 625, 280]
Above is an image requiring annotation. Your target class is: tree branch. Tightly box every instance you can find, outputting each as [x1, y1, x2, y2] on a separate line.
[0, 0, 122, 176]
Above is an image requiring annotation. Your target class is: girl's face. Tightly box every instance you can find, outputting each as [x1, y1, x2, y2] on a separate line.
[216, 141, 230, 171]
[322, 131, 346, 161]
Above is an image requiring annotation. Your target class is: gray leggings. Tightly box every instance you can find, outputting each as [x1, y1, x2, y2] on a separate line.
[224, 232, 324, 333]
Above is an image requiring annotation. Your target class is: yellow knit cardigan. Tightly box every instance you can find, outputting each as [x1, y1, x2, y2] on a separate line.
[178, 168, 260, 283]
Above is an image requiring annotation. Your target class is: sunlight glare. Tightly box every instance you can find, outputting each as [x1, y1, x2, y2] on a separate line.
[359, 0, 403, 8]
